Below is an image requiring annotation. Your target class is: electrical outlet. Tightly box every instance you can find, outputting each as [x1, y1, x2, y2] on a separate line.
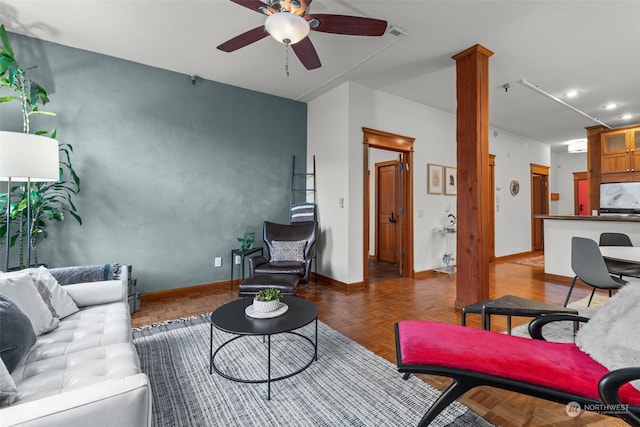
[214, 257, 222, 267]
[235, 255, 241, 265]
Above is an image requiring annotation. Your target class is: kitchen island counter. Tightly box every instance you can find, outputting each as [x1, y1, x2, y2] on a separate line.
[538, 215, 640, 278]
[536, 214, 640, 222]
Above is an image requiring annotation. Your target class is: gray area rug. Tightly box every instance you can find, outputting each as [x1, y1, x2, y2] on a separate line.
[510, 294, 607, 341]
[133, 314, 494, 427]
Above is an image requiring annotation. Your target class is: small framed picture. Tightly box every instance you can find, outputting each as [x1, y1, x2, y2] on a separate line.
[427, 163, 443, 194]
[444, 166, 457, 196]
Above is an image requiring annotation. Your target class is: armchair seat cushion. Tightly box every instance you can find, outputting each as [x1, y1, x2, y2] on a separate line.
[397, 320, 640, 405]
[238, 273, 300, 296]
[253, 261, 306, 277]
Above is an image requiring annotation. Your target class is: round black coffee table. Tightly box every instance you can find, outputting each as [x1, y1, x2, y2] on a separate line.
[209, 296, 318, 400]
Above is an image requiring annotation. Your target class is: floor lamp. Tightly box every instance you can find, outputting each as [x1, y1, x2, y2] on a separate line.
[0, 131, 59, 270]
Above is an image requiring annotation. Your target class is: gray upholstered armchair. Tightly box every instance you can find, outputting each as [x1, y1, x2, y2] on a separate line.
[248, 221, 317, 283]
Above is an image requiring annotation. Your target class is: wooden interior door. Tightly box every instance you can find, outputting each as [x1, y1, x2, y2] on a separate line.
[531, 164, 550, 251]
[376, 160, 399, 264]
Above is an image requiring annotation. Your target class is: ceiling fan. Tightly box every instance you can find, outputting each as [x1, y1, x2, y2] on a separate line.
[217, 0, 388, 70]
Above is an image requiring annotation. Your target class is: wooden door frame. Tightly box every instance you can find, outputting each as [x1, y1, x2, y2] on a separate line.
[530, 163, 550, 251]
[573, 171, 588, 215]
[363, 127, 415, 285]
[489, 154, 496, 261]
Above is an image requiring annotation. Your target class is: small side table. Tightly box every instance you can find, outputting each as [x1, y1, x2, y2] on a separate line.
[482, 295, 578, 334]
[230, 247, 263, 289]
[460, 295, 578, 334]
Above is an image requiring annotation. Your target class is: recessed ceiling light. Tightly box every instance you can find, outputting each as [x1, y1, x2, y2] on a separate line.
[621, 114, 633, 120]
[566, 90, 579, 98]
[604, 103, 618, 110]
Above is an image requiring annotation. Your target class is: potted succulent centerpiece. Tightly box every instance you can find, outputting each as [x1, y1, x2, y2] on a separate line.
[253, 288, 282, 313]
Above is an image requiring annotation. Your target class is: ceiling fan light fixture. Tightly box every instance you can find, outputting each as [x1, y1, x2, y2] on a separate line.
[265, 12, 310, 45]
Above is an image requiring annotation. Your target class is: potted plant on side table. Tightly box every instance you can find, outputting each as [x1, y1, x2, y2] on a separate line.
[237, 231, 255, 252]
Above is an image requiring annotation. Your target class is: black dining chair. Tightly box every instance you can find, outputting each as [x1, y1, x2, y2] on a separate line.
[564, 236, 626, 307]
[599, 232, 638, 278]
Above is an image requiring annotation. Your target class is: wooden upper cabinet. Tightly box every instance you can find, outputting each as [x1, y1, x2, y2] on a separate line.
[601, 126, 640, 182]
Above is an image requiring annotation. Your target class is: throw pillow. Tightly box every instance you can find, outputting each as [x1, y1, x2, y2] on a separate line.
[575, 280, 640, 390]
[29, 267, 79, 319]
[0, 357, 17, 407]
[0, 270, 59, 335]
[271, 240, 306, 262]
[0, 294, 36, 373]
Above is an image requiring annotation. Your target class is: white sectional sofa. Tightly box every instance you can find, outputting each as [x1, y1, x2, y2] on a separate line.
[0, 264, 151, 427]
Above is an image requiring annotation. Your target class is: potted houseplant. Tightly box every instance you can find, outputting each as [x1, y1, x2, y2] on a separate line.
[237, 231, 255, 252]
[0, 25, 81, 268]
[253, 288, 282, 313]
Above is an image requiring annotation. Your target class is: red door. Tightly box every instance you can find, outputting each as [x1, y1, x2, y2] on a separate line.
[577, 179, 589, 215]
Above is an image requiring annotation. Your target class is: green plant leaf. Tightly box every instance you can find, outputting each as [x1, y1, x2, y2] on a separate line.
[0, 25, 14, 58]
[68, 211, 82, 225]
[7, 63, 18, 86]
[0, 56, 13, 74]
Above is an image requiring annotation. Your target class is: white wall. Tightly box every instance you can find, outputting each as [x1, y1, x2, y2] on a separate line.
[550, 151, 588, 214]
[308, 81, 552, 284]
[307, 84, 350, 281]
[490, 129, 550, 257]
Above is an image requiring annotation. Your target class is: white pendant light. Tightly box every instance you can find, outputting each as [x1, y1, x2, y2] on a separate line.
[265, 12, 310, 45]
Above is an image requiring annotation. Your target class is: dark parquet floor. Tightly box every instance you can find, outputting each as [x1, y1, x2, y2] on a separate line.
[132, 256, 625, 427]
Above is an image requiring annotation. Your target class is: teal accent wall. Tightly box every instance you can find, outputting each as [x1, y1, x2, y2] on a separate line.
[0, 33, 307, 293]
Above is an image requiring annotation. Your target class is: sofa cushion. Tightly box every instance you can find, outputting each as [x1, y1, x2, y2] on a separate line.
[29, 267, 79, 319]
[0, 358, 17, 407]
[0, 270, 58, 335]
[0, 294, 36, 373]
[64, 280, 125, 307]
[11, 342, 142, 405]
[576, 281, 640, 390]
[25, 302, 132, 360]
[270, 240, 306, 262]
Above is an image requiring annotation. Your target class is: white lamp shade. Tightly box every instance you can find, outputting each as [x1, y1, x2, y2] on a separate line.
[265, 12, 310, 45]
[0, 131, 59, 182]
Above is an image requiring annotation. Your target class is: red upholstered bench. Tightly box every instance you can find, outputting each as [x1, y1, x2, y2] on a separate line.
[395, 319, 640, 426]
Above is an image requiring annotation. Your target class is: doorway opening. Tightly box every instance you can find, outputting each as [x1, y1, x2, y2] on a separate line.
[573, 171, 589, 215]
[371, 157, 402, 283]
[531, 164, 550, 251]
[363, 127, 415, 285]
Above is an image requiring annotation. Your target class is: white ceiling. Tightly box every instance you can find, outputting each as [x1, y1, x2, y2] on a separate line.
[3, 1, 640, 151]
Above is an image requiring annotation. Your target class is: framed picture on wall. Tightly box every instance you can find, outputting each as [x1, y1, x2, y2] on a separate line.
[444, 166, 457, 195]
[427, 163, 443, 194]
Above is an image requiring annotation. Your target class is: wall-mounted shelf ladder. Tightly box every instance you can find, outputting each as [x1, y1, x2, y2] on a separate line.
[290, 155, 317, 223]
[290, 155, 318, 282]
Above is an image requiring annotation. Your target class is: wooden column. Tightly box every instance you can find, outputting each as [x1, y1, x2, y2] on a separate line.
[586, 125, 605, 214]
[452, 44, 493, 308]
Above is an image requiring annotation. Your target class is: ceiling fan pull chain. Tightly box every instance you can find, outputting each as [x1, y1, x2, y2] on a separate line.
[284, 41, 290, 77]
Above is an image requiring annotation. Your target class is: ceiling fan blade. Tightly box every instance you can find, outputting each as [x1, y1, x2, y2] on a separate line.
[307, 14, 387, 36]
[292, 37, 321, 70]
[230, 0, 275, 15]
[217, 26, 269, 52]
